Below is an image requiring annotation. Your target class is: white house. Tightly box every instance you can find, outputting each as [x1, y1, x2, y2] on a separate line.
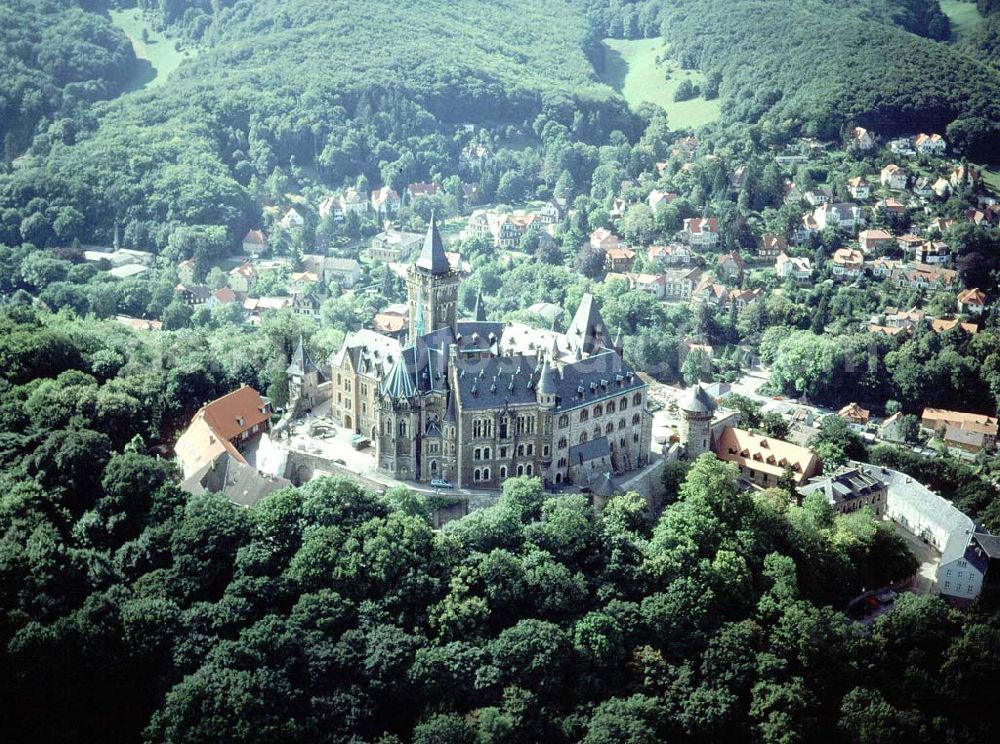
[880, 164, 908, 191]
[775, 252, 813, 283]
[682, 217, 720, 248]
[914, 133, 946, 156]
[813, 203, 863, 231]
[846, 177, 871, 200]
[280, 208, 305, 230]
[851, 127, 875, 150]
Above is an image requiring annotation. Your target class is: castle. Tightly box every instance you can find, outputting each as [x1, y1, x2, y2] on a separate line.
[288, 216, 653, 489]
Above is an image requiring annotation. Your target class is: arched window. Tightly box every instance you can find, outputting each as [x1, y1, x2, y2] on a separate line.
[594, 404, 603, 417]
[593, 426, 601, 439]
[633, 432, 640, 443]
[580, 409, 589, 422]
[632, 413, 640, 425]
[517, 465, 524, 476]
[619, 418, 626, 430]
[620, 397, 628, 410]
[606, 423, 614, 434]
[558, 414, 569, 428]
[430, 460, 438, 472]
[517, 444, 524, 456]
[499, 466, 507, 479]
[398, 420, 407, 436]
[633, 392, 642, 406]
[525, 464, 532, 476]
[620, 437, 626, 448]
[474, 448, 481, 461]
[607, 401, 616, 414]
[483, 467, 490, 481]
[483, 447, 491, 460]
[579, 432, 588, 443]
[474, 468, 482, 481]
[558, 437, 567, 449]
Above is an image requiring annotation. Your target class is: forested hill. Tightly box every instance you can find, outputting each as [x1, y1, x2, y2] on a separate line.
[0, 0, 635, 250]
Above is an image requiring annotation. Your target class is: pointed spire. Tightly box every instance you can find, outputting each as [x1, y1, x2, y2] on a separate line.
[567, 293, 613, 356]
[538, 357, 558, 396]
[381, 347, 417, 399]
[287, 334, 316, 376]
[415, 211, 450, 275]
[473, 286, 487, 321]
[614, 325, 623, 347]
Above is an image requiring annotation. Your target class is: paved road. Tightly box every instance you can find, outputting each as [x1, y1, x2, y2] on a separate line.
[886, 518, 940, 595]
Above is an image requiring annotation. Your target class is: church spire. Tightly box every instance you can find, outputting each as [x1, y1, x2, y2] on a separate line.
[415, 211, 450, 275]
[473, 286, 487, 321]
[414, 286, 425, 338]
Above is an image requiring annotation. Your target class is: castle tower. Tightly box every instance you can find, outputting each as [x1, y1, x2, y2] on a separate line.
[678, 384, 716, 458]
[407, 214, 459, 343]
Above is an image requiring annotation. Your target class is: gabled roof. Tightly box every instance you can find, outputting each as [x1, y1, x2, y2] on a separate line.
[566, 293, 613, 356]
[569, 435, 611, 465]
[381, 347, 418, 399]
[287, 336, 319, 377]
[415, 214, 451, 275]
[181, 452, 291, 508]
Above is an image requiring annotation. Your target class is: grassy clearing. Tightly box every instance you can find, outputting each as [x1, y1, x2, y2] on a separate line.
[940, 0, 984, 41]
[109, 9, 196, 90]
[597, 37, 720, 131]
[975, 163, 1000, 195]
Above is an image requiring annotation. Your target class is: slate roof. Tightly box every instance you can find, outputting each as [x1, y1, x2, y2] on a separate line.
[566, 293, 614, 355]
[181, 452, 291, 508]
[287, 336, 321, 377]
[569, 435, 611, 465]
[797, 467, 884, 506]
[415, 214, 450, 275]
[454, 354, 538, 411]
[678, 384, 717, 414]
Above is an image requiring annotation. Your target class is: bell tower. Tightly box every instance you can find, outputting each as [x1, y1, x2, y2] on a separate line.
[407, 214, 459, 343]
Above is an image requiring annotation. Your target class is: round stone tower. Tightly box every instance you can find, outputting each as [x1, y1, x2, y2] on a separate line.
[678, 384, 717, 458]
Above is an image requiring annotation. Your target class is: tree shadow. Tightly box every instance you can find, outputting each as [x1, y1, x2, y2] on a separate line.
[597, 45, 628, 92]
[124, 58, 157, 93]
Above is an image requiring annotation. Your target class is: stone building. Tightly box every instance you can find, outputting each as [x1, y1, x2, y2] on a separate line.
[318, 216, 653, 488]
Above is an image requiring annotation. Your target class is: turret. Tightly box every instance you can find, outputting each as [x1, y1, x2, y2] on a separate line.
[677, 384, 716, 458]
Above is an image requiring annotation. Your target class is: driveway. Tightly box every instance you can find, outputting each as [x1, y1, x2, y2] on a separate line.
[886, 518, 940, 595]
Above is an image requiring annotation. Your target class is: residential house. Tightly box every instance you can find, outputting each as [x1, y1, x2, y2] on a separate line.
[242, 230, 268, 256]
[926, 216, 957, 235]
[759, 233, 788, 260]
[874, 197, 907, 217]
[291, 292, 322, 319]
[775, 253, 813, 283]
[878, 413, 909, 443]
[891, 263, 957, 291]
[177, 259, 197, 285]
[922, 408, 998, 453]
[729, 166, 747, 193]
[814, 203, 863, 231]
[851, 127, 875, 150]
[243, 296, 291, 324]
[174, 385, 272, 479]
[716, 251, 746, 284]
[832, 248, 864, 279]
[958, 288, 986, 315]
[338, 188, 369, 218]
[280, 207, 304, 230]
[930, 318, 979, 335]
[605, 246, 637, 273]
[804, 187, 833, 207]
[369, 229, 423, 263]
[662, 267, 703, 302]
[691, 279, 729, 308]
[526, 302, 564, 325]
[797, 467, 887, 516]
[462, 142, 492, 169]
[882, 307, 925, 329]
[715, 427, 820, 488]
[681, 217, 720, 247]
[912, 177, 935, 198]
[867, 256, 900, 279]
[538, 198, 566, 224]
[880, 164, 908, 191]
[609, 198, 628, 219]
[181, 452, 290, 509]
[846, 177, 871, 200]
[228, 262, 257, 293]
[647, 189, 676, 210]
[109, 264, 149, 279]
[405, 182, 441, 202]
[290, 271, 320, 295]
[590, 227, 621, 252]
[462, 182, 481, 205]
[914, 240, 951, 265]
[648, 243, 692, 265]
[207, 288, 243, 309]
[371, 186, 401, 215]
[837, 402, 871, 431]
[950, 164, 980, 190]
[933, 178, 952, 199]
[858, 229, 893, 253]
[324, 258, 362, 288]
[730, 288, 762, 313]
[175, 284, 212, 306]
[783, 182, 805, 205]
[897, 233, 924, 254]
[914, 133, 946, 155]
[888, 138, 916, 157]
[796, 213, 820, 243]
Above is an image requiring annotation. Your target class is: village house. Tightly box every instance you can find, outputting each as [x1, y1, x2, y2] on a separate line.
[242, 229, 268, 257]
[681, 217, 720, 248]
[837, 402, 871, 431]
[758, 233, 787, 260]
[175, 283, 212, 306]
[538, 198, 566, 224]
[914, 240, 951, 265]
[607, 272, 667, 300]
[243, 296, 292, 324]
[339, 187, 369, 218]
[922, 408, 998, 453]
[797, 467, 887, 516]
[648, 243, 692, 265]
[896, 233, 923, 253]
[891, 263, 957, 291]
[813, 202, 863, 231]
[605, 246, 637, 273]
[228, 262, 257, 293]
[290, 292, 322, 319]
[462, 182, 481, 205]
[371, 186, 401, 215]
[730, 288, 762, 313]
[647, 189, 676, 210]
[369, 229, 424, 263]
[958, 288, 987, 315]
[866, 256, 900, 279]
[775, 252, 813, 283]
[784, 182, 805, 205]
[804, 187, 833, 207]
[875, 197, 907, 217]
[846, 176, 871, 200]
[280, 207, 305, 230]
[832, 248, 864, 279]
[716, 250, 746, 284]
[462, 142, 492, 169]
[933, 178, 952, 199]
[882, 307, 925, 329]
[930, 318, 979, 335]
[926, 216, 957, 235]
[912, 176, 934, 199]
[691, 279, 729, 309]
[914, 133, 946, 156]
[888, 138, 916, 157]
[661, 267, 702, 302]
[880, 164, 908, 191]
[405, 182, 441, 203]
[850, 126, 875, 150]
[174, 385, 272, 479]
[796, 213, 820, 243]
[207, 288, 244, 309]
[324, 258, 362, 288]
[858, 229, 893, 253]
[950, 164, 980, 190]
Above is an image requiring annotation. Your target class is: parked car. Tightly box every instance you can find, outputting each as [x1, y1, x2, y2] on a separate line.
[430, 478, 453, 489]
[333, 458, 347, 466]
